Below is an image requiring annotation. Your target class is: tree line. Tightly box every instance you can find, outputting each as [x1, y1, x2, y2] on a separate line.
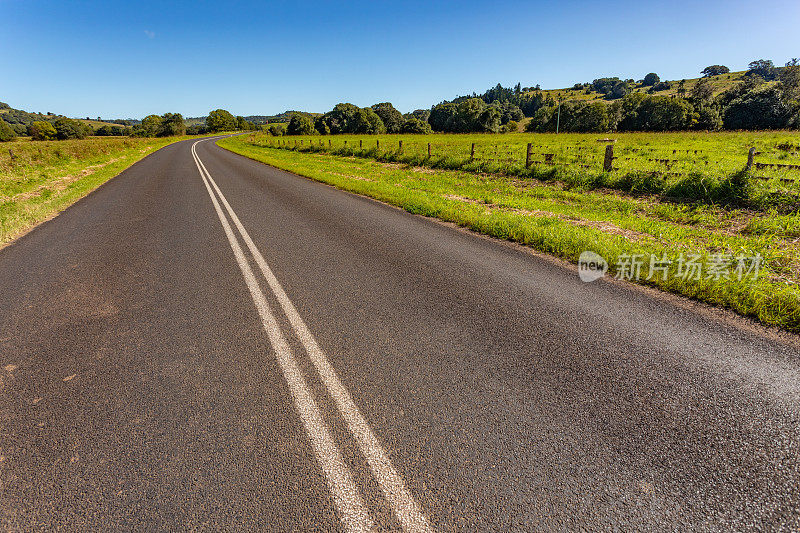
[0, 106, 259, 142]
[269, 58, 800, 136]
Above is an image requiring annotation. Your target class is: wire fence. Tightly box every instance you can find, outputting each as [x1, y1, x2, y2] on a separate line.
[250, 134, 800, 183]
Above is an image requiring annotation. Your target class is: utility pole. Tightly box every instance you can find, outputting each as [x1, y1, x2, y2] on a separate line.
[556, 99, 562, 134]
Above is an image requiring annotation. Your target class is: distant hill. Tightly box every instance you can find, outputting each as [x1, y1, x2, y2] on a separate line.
[0, 101, 135, 133]
[532, 71, 747, 103]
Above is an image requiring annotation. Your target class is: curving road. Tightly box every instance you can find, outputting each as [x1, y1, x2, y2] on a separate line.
[1, 136, 798, 531]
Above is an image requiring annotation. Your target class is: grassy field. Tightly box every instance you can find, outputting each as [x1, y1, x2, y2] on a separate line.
[218, 133, 800, 333]
[251, 131, 800, 212]
[0, 136, 191, 246]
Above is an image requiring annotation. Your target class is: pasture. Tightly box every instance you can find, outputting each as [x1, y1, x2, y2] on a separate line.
[253, 131, 800, 212]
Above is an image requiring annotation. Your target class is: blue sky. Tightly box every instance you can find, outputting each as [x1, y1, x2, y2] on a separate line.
[1, 0, 798, 118]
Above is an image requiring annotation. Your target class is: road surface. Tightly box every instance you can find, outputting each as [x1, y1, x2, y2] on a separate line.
[1, 136, 798, 531]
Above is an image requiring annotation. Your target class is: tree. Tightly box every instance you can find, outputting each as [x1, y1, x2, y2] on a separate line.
[53, 117, 88, 140]
[286, 113, 316, 135]
[139, 114, 163, 137]
[690, 78, 714, 103]
[616, 94, 692, 131]
[371, 103, 404, 133]
[642, 73, 660, 86]
[694, 105, 722, 131]
[780, 58, 800, 98]
[723, 84, 792, 130]
[476, 105, 501, 133]
[591, 77, 622, 95]
[746, 59, 777, 80]
[400, 117, 432, 134]
[354, 107, 386, 134]
[491, 101, 524, 124]
[609, 80, 632, 99]
[321, 103, 361, 134]
[206, 109, 236, 132]
[0, 120, 16, 142]
[428, 103, 458, 132]
[314, 116, 329, 135]
[158, 113, 185, 136]
[408, 109, 430, 123]
[702, 65, 730, 77]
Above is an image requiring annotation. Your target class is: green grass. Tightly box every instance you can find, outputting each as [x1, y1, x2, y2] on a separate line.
[248, 130, 800, 212]
[218, 134, 800, 333]
[0, 136, 192, 246]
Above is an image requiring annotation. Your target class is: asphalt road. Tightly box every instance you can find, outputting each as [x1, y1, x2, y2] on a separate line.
[1, 136, 798, 531]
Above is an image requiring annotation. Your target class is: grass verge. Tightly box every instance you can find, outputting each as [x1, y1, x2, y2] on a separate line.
[0, 136, 194, 246]
[218, 135, 800, 333]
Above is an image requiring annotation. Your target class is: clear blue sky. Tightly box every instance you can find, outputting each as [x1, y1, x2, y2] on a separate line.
[1, 0, 797, 119]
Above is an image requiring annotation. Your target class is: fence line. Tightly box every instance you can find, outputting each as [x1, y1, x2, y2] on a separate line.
[252, 136, 800, 182]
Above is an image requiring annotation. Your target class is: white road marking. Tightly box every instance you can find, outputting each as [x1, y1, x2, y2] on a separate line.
[193, 138, 433, 532]
[191, 141, 375, 533]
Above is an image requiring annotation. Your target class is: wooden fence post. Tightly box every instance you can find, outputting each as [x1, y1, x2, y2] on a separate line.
[399, 140, 403, 152]
[377, 139, 380, 149]
[526, 143, 532, 168]
[360, 139, 363, 149]
[746, 147, 756, 171]
[470, 143, 475, 161]
[328, 139, 331, 147]
[427, 143, 431, 157]
[603, 144, 614, 172]
[344, 140, 347, 148]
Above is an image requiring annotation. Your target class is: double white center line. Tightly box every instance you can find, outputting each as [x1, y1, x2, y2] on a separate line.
[191, 139, 432, 532]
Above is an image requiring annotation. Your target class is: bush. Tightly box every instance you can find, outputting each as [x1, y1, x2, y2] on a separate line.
[268, 123, 287, 136]
[648, 81, 671, 92]
[28, 121, 57, 140]
[400, 117, 432, 134]
[186, 124, 209, 135]
[95, 125, 126, 136]
[722, 84, 792, 130]
[286, 113, 316, 135]
[53, 117, 88, 140]
[0, 120, 17, 142]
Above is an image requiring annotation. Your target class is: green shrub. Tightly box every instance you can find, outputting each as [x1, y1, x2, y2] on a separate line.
[401, 117, 432, 134]
[28, 121, 57, 140]
[53, 117, 87, 140]
[286, 113, 316, 135]
[0, 120, 18, 142]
